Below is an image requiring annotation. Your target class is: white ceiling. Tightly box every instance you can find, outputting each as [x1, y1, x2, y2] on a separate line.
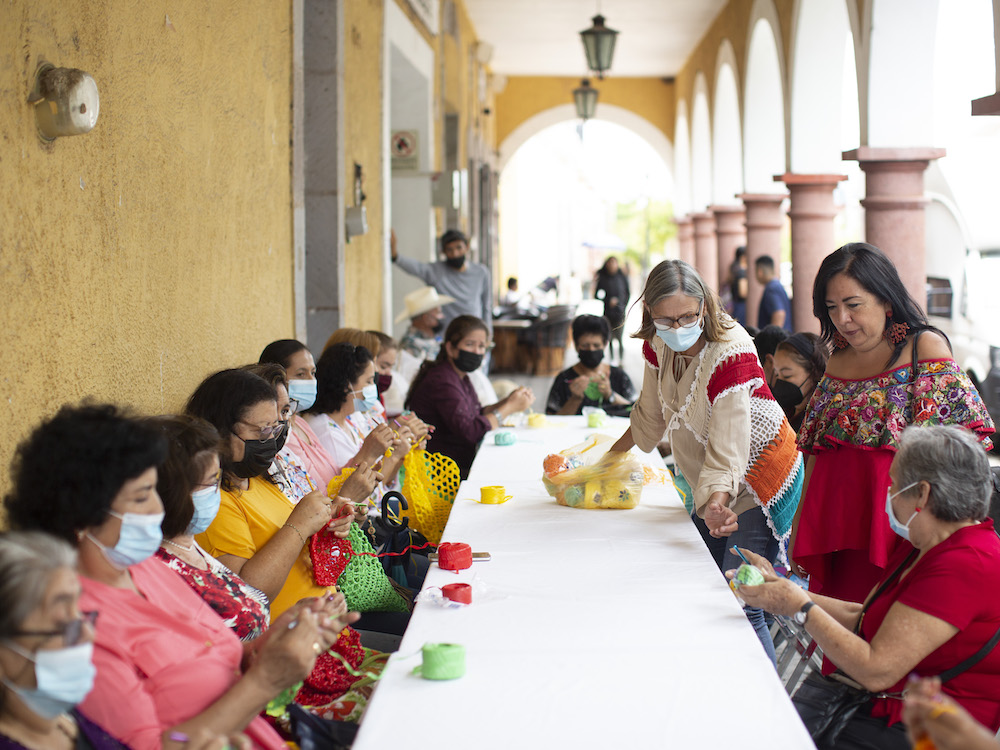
[462, 0, 727, 78]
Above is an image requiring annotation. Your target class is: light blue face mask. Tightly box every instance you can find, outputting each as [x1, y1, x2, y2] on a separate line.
[655, 319, 705, 353]
[186, 485, 222, 536]
[287, 379, 317, 411]
[885, 482, 920, 541]
[2, 641, 96, 719]
[87, 511, 165, 569]
[353, 383, 379, 413]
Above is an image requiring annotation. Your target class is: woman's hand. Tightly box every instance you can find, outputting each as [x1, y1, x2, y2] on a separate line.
[595, 372, 613, 399]
[904, 677, 1000, 750]
[704, 499, 739, 537]
[724, 548, 808, 616]
[340, 460, 380, 502]
[246, 608, 322, 693]
[398, 415, 430, 444]
[294, 593, 359, 648]
[504, 386, 535, 413]
[286, 490, 334, 538]
[326, 498, 354, 539]
[359, 423, 394, 463]
[568, 375, 589, 398]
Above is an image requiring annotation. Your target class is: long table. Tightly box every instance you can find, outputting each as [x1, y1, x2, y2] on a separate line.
[354, 416, 815, 748]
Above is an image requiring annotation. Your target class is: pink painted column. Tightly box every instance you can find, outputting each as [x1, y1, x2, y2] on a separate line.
[739, 193, 787, 330]
[774, 174, 848, 335]
[711, 204, 747, 292]
[842, 147, 945, 305]
[691, 211, 719, 292]
[674, 215, 695, 266]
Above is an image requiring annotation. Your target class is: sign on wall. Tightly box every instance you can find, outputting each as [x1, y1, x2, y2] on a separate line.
[391, 130, 419, 172]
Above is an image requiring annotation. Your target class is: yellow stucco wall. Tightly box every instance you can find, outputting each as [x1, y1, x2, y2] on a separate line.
[0, 1, 294, 495]
[344, 0, 387, 328]
[495, 76, 675, 150]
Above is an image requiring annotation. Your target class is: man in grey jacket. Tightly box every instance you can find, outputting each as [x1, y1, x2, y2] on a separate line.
[391, 229, 493, 335]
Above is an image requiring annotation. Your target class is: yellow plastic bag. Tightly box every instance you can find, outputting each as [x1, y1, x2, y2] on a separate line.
[541, 438, 644, 510]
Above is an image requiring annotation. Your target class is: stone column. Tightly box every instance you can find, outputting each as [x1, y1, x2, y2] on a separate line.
[690, 211, 718, 291]
[738, 193, 787, 330]
[674, 215, 695, 266]
[774, 174, 848, 334]
[842, 147, 945, 305]
[710, 204, 747, 292]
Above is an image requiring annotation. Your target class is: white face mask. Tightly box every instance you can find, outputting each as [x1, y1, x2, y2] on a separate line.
[2, 641, 96, 719]
[87, 511, 165, 569]
[885, 482, 920, 541]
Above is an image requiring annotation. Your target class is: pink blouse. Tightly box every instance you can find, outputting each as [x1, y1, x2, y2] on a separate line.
[285, 415, 341, 488]
[78, 558, 285, 750]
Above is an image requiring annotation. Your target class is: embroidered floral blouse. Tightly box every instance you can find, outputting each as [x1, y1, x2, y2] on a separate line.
[798, 358, 994, 453]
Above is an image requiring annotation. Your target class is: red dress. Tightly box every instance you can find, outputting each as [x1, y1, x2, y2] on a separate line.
[794, 358, 993, 602]
[856, 521, 1000, 730]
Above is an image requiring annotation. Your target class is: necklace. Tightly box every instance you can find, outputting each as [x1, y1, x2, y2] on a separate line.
[163, 539, 195, 552]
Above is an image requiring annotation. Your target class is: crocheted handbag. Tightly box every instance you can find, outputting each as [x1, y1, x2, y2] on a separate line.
[310, 523, 409, 612]
[400, 449, 460, 544]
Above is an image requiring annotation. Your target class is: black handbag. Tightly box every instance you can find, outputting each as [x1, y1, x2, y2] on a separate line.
[371, 490, 431, 588]
[794, 546, 1000, 748]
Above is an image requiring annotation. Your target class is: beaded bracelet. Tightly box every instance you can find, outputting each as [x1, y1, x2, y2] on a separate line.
[283, 522, 306, 546]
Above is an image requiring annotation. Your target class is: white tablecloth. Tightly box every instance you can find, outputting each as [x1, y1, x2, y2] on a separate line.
[353, 415, 815, 749]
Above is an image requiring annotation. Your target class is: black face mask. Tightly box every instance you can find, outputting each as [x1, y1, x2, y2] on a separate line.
[578, 349, 604, 369]
[444, 255, 465, 270]
[431, 320, 445, 334]
[230, 436, 279, 479]
[376, 373, 393, 394]
[454, 350, 484, 372]
[771, 378, 805, 418]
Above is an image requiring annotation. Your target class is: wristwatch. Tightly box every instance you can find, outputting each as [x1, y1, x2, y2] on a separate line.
[794, 600, 816, 626]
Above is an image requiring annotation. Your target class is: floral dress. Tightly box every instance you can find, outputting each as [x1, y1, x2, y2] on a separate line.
[794, 357, 994, 602]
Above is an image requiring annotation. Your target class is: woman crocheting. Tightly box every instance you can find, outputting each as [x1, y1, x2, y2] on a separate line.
[149, 414, 387, 723]
[610, 259, 803, 664]
[790, 243, 994, 603]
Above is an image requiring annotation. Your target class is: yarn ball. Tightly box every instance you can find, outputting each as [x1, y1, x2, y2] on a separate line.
[543, 454, 570, 475]
[585, 380, 604, 401]
[735, 564, 766, 587]
[563, 485, 585, 507]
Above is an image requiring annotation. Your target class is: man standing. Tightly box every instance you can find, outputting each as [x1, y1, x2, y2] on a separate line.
[755, 255, 792, 331]
[391, 229, 493, 335]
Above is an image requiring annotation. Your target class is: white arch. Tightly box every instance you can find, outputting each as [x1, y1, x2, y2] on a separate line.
[498, 103, 674, 173]
[743, 6, 787, 191]
[712, 40, 744, 204]
[690, 71, 713, 210]
[674, 98, 692, 215]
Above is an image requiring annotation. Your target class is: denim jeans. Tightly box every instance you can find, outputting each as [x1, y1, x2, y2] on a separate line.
[691, 503, 779, 666]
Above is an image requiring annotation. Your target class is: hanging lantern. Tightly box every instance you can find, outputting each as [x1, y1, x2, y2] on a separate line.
[580, 14, 618, 79]
[573, 79, 598, 121]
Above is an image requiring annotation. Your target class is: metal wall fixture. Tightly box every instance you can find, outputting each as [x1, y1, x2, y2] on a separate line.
[28, 63, 100, 140]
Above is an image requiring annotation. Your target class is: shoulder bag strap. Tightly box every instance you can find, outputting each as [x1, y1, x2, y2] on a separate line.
[938, 623, 1000, 683]
[909, 330, 923, 390]
[853, 548, 919, 635]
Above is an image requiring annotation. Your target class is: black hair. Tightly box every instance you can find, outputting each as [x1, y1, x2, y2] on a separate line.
[440, 229, 468, 250]
[507, 277, 518, 290]
[812, 242, 946, 367]
[754, 324, 789, 360]
[143, 415, 221, 539]
[775, 332, 829, 385]
[4, 403, 168, 544]
[308, 342, 373, 415]
[259, 339, 308, 370]
[405, 315, 488, 408]
[735, 246, 747, 260]
[571, 314, 610, 346]
[185, 369, 277, 489]
[754, 255, 775, 272]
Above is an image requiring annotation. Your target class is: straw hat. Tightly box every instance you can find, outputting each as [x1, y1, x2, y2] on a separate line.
[394, 286, 456, 324]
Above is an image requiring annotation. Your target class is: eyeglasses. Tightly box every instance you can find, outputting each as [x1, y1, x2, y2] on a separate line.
[651, 302, 703, 331]
[12, 610, 99, 646]
[281, 398, 300, 421]
[195, 471, 222, 491]
[235, 421, 284, 441]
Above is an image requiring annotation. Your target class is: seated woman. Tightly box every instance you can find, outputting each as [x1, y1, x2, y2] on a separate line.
[545, 314, 636, 417]
[733, 425, 1000, 749]
[406, 315, 535, 478]
[770, 332, 828, 432]
[0, 530, 128, 750]
[303, 343, 413, 506]
[367, 330, 410, 419]
[149, 414, 386, 723]
[3, 404, 350, 750]
[185, 368, 351, 618]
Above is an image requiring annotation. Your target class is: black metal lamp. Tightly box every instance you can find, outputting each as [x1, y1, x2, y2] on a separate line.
[573, 79, 598, 121]
[580, 14, 618, 79]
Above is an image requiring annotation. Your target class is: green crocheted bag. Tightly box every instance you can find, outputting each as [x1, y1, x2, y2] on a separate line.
[339, 524, 409, 613]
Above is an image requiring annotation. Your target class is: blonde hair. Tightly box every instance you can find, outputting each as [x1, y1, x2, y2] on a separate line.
[632, 259, 732, 342]
[323, 327, 382, 357]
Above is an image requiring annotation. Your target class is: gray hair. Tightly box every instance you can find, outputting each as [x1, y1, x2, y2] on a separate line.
[0, 531, 77, 638]
[894, 425, 992, 522]
[632, 259, 733, 342]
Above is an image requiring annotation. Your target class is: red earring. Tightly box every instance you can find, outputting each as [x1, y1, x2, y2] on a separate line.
[832, 331, 849, 350]
[884, 310, 910, 345]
